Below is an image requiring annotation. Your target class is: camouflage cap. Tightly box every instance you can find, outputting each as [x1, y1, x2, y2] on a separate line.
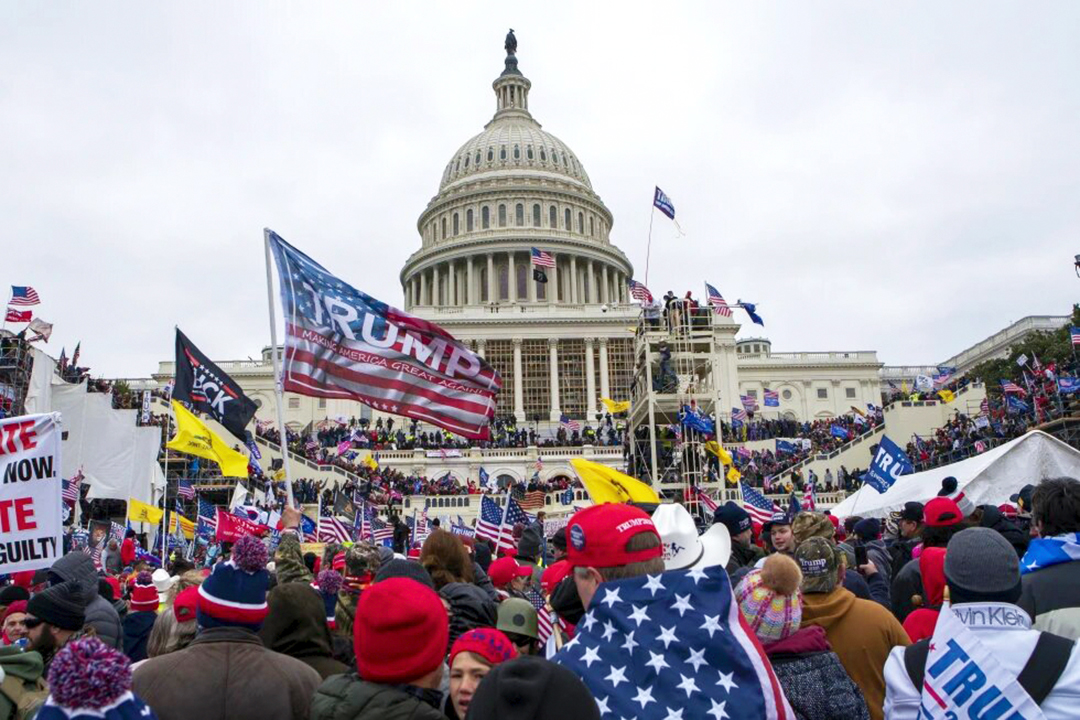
[344, 542, 382, 577]
[496, 597, 539, 640]
[791, 512, 834, 546]
[794, 537, 840, 594]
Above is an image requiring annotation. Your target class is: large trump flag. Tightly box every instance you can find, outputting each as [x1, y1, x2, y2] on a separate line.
[267, 231, 501, 440]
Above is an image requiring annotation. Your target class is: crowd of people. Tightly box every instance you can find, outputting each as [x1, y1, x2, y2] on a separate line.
[4, 471, 1079, 719]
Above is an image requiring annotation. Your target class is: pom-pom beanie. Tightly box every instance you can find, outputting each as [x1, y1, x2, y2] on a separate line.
[129, 572, 158, 613]
[449, 628, 518, 668]
[937, 476, 975, 517]
[197, 534, 269, 631]
[36, 636, 158, 720]
[315, 569, 342, 629]
[735, 554, 803, 644]
[354, 577, 448, 684]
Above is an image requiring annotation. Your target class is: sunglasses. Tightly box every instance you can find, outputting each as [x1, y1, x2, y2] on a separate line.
[22, 616, 43, 629]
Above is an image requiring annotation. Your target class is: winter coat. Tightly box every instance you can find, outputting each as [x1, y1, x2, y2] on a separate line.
[122, 610, 157, 663]
[309, 674, 445, 720]
[0, 646, 46, 720]
[121, 537, 136, 567]
[764, 626, 870, 720]
[890, 557, 922, 623]
[259, 582, 349, 680]
[901, 547, 946, 643]
[1019, 558, 1080, 641]
[980, 505, 1029, 557]
[726, 541, 765, 575]
[392, 523, 409, 554]
[801, 586, 911, 720]
[48, 551, 123, 650]
[885, 602, 1080, 720]
[439, 582, 497, 650]
[103, 547, 123, 575]
[133, 625, 322, 720]
[862, 539, 893, 587]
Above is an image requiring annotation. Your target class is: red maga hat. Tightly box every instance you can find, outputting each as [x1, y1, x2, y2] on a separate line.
[566, 504, 661, 569]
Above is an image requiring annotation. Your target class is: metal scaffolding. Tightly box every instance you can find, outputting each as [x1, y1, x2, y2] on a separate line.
[0, 331, 36, 417]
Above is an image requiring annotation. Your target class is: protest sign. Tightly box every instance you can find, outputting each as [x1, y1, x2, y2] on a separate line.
[215, 508, 269, 543]
[0, 413, 63, 574]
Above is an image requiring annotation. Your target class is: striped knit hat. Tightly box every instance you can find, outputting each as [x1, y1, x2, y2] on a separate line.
[129, 572, 159, 613]
[197, 535, 270, 631]
[735, 554, 803, 644]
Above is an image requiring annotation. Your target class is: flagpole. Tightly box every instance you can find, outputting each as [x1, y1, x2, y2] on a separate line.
[644, 206, 655, 286]
[161, 411, 172, 565]
[263, 229, 296, 508]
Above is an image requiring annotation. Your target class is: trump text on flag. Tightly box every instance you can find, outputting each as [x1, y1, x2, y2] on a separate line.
[0, 414, 63, 573]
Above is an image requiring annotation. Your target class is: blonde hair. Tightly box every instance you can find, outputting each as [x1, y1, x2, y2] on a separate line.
[146, 610, 197, 658]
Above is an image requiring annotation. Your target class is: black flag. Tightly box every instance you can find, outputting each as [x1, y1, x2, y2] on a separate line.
[532, 267, 548, 283]
[173, 328, 257, 442]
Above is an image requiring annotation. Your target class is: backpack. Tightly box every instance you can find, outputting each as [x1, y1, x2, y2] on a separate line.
[903, 631, 1074, 706]
[0, 672, 49, 720]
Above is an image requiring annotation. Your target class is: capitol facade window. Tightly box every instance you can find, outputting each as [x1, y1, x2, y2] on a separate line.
[533, 203, 541, 226]
[466, 209, 474, 231]
[499, 204, 507, 227]
[549, 206, 557, 228]
[516, 203, 524, 226]
[482, 206, 490, 229]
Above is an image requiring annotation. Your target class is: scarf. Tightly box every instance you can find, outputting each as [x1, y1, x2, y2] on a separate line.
[1020, 531, 1080, 575]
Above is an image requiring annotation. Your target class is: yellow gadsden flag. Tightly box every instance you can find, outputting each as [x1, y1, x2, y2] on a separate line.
[361, 454, 379, 471]
[128, 497, 163, 525]
[570, 458, 661, 505]
[703, 440, 733, 467]
[167, 400, 250, 478]
[600, 398, 631, 415]
[938, 389, 956, 404]
[726, 466, 742, 486]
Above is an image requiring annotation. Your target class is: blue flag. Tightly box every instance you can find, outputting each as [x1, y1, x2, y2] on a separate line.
[1006, 395, 1030, 414]
[775, 439, 797, 455]
[680, 405, 715, 436]
[554, 566, 792, 719]
[1058, 377, 1079, 395]
[653, 186, 676, 220]
[739, 301, 765, 326]
[862, 435, 913, 494]
[829, 424, 849, 440]
[561, 487, 575, 505]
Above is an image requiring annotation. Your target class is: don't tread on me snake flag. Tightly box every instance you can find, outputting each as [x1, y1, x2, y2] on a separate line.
[266, 230, 501, 440]
[0, 413, 63, 574]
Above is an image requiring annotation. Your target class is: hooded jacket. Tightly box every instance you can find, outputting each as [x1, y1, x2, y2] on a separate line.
[122, 610, 158, 663]
[0, 645, 46, 720]
[48, 552, 123, 649]
[309, 675, 445, 720]
[439, 582, 497, 650]
[764, 625, 870, 720]
[258, 582, 348, 680]
[979, 505, 1029, 558]
[900, 547, 946, 643]
[800, 586, 910, 720]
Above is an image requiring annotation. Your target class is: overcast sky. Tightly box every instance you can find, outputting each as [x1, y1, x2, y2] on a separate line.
[3, 2, 1078, 378]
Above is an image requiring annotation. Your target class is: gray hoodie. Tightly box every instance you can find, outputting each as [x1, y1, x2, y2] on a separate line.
[48, 551, 123, 649]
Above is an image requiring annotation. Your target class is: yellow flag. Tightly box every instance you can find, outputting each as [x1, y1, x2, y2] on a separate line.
[569, 458, 661, 505]
[128, 497, 163, 525]
[168, 512, 196, 539]
[938, 389, 956, 404]
[167, 400, 250, 478]
[726, 466, 741, 486]
[600, 398, 631, 415]
[703, 440, 733, 466]
[900, 380, 909, 395]
[362, 454, 379, 471]
[273, 469, 286, 481]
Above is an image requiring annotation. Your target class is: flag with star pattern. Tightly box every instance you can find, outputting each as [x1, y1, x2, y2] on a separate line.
[266, 230, 501, 440]
[554, 566, 792, 719]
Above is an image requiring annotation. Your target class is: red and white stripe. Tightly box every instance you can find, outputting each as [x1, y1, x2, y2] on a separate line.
[537, 606, 554, 646]
[628, 279, 654, 304]
[283, 323, 498, 440]
[802, 484, 816, 511]
[197, 581, 269, 625]
[9, 287, 40, 306]
[531, 249, 556, 268]
[318, 516, 351, 544]
[695, 488, 718, 514]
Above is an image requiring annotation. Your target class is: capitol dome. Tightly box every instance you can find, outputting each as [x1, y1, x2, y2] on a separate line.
[400, 33, 633, 315]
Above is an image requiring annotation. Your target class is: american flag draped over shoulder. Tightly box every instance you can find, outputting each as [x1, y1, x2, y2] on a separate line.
[267, 230, 501, 440]
[705, 283, 732, 318]
[628, 278, 654, 304]
[554, 567, 793, 719]
[740, 481, 781, 528]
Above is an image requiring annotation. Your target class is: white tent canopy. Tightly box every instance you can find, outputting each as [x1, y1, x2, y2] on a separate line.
[831, 430, 1080, 519]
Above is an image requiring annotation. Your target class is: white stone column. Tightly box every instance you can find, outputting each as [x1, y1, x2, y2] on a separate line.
[477, 339, 486, 358]
[512, 337, 525, 421]
[419, 271, 427, 306]
[528, 256, 537, 302]
[569, 256, 578, 304]
[550, 253, 558, 306]
[486, 253, 495, 303]
[599, 338, 610, 400]
[466, 257, 474, 305]
[507, 251, 516, 302]
[548, 338, 561, 420]
[448, 260, 456, 305]
[601, 264, 609, 304]
[432, 265, 440, 307]
[585, 339, 597, 416]
[586, 260, 594, 303]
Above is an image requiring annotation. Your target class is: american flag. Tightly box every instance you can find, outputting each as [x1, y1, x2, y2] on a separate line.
[705, 282, 733, 317]
[740, 395, 758, 412]
[475, 495, 506, 548]
[305, 438, 319, 454]
[413, 509, 431, 544]
[731, 407, 748, 422]
[980, 398, 990, 415]
[627, 278, 654, 304]
[319, 516, 351, 544]
[370, 515, 394, 543]
[974, 440, 987, 453]
[537, 606, 555, 648]
[197, 498, 218, 534]
[554, 566, 793, 719]
[695, 488, 719, 514]
[177, 479, 195, 500]
[1000, 379, 1026, 396]
[530, 248, 556, 268]
[1071, 326, 1080, 347]
[267, 231, 501, 440]
[518, 489, 547, 512]
[802, 483, 816, 511]
[763, 389, 779, 407]
[9, 285, 40, 306]
[560, 414, 581, 432]
[740, 481, 781, 527]
[62, 469, 84, 505]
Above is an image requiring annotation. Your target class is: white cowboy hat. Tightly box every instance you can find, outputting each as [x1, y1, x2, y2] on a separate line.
[652, 503, 731, 572]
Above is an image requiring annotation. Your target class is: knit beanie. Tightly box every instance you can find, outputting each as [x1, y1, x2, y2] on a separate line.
[449, 628, 518, 668]
[196, 535, 270, 631]
[28, 580, 85, 631]
[129, 572, 159, 613]
[944, 527, 1022, 604]
[172, 586, 198, 623]
[354, 577, 448, 684]
[852, 518, 881, 541]
[937, 477, 975, 517]
[36, 637, 158, 720]
[374, 558, 435, 589]
[0, 584, 30, 607]
[315, 569, 343, 629]
[735, 554, 803, 644]
[465, 655, 601, 720]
